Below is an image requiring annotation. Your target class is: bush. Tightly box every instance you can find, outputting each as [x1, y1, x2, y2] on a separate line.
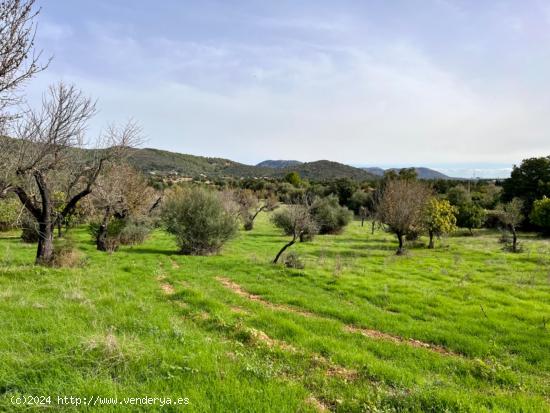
[21, 213, 39, 243]
[50, 237, 83, 268]
[530, 197, 550, 233]
[119, 219, 153, 246]
[161, 187, 238, 255]
[310, 195, 353, 234]
[284, 251, 305, 269]
[0, 197, 21, 231]
[88, 218, 127, 252]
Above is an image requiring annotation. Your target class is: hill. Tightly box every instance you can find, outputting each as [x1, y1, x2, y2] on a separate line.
[127, 148, 377, 181]
[281, 160, 376, 181]
[126, 148, 268, 177]
[362, 166, 451, 180]
[256, 160, 302, 168]
[363, 167, 385, 176]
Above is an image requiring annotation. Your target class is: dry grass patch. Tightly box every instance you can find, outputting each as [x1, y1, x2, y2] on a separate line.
[305, 395, 329, 412]
[217, 276, 314, 317]
[344, 325, 458, 356]
[160, 283, 175, 295]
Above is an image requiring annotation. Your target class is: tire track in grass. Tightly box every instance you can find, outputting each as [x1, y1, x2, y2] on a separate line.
[216, 276, 315, 318]
[156, 276, 365, 411]
[216, 276, 459, 357]
[155, 264, 176, 295]
[155, 272, 359, 380]
[244, 326, 358, 382]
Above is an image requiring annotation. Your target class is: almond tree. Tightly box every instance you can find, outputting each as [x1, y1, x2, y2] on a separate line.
[376, 179, 431, 255]
[91, 163, 157, 251]
[0, 0, 47, 194]
[0, 0, 47, 125]
[234, 189, 278, 230]
[1, 83, 140, 264]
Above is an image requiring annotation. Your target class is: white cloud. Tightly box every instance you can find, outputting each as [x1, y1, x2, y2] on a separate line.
[25, 15, 550, 166]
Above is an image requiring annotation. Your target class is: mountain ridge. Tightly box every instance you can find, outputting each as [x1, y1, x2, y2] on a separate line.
[113, 147, 453, 181]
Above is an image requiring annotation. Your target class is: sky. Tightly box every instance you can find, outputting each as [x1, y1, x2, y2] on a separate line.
[23, 0, 550, 178]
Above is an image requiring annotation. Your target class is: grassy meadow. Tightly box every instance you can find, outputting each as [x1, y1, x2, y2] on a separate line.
[0, 213, 549, 412]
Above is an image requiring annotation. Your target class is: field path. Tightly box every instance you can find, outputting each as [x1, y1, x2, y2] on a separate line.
[216, 276, 459, 357]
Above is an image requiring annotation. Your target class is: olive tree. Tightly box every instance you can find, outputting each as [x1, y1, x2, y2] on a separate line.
[0, 83, 139, 264]
[310, 195, 353, 234]
[271, 204, 317, 264]
[161, 186, 238, 255]
[496, 198, 523, 252]
[376, 179, 431, 255]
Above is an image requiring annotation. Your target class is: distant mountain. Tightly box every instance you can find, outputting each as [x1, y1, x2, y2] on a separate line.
[127, 148, 378, 181]
[126, 148, 270, 177]
[281, 160, 376, 181]
[256, 160, 302, 168]
[410, 167, 450, 180]
[361, 166, 451, 180]
[363, 167, 385, 176]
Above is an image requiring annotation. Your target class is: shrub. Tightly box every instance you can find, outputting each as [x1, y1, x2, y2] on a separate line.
[310, 195, 353, 234]
[88, 218, 127, 252]
[284, 172, 301, 187]
[21, 213, 39, 243]
[284, 251, 305, 269]
[119, 219, 153, 246]
[50, 238, 83, 268]
[530, 197, 550, 234]
[161, 187, 238, 255]
[0, 197, 21, 231]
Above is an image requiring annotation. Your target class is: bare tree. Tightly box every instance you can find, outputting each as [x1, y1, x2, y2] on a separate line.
[0, 0, 47, 125]
[1, 82, 140, 264]
[91, 163, 157, 251]
[271, 204, 317, 264]
[496, 198, 523, 253]
[376, 179, 431, 255]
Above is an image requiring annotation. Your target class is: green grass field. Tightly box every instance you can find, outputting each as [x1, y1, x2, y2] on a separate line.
[0, 214, 549, 412]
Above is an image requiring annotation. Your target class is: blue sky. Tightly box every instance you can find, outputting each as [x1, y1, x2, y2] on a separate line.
[25, 0, 550, 177]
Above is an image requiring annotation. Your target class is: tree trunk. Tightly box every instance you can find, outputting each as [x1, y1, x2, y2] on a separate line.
[34, 172, 54, 265]
[468, 227, 473, 236]
[96, 207, 111, 251]
[243, 219, 254, 231]
[57, 217, 63, 238]
[396, 232, 405, 255]
[246, 206, 266, 231]
[273, 237, 296, 264]
[511, 226, 517, 252]
[371, 221, 376, 235]
[361, 217, 365, 227]
[428, 230, 434, 249]
[36, 222, 54, 264]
